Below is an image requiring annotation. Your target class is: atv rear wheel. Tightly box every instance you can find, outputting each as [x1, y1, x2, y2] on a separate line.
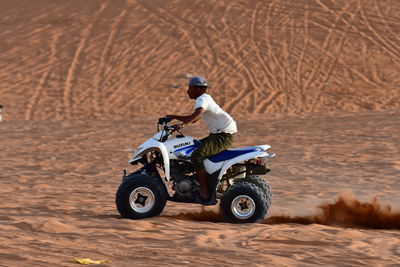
[220, 182, 269, 223]
[116, 174, 167, 219]
[233, 175, 272, 206]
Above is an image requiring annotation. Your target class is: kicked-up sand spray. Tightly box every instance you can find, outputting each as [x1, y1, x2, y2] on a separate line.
[163, 208, 223, 223]
[163, 192, 400, 229]
[263, 192, 400, 229]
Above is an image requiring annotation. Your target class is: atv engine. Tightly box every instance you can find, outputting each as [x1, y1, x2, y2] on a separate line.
[173, 177, 194, 197]
[170, 160, 198, 198]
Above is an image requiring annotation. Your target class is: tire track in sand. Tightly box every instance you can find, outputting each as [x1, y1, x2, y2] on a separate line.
[103, 36, 172, 113]
[308, 0, 360, 111]
[247, 3, 285, 114]
[99, 4, 167, 109]
[296, 3, 311, 103]
[221, 3, 269, 114]
[318, 0, 400, 62]
[249, 3, 278, 94]
[62, 3, 107, 119]
[358, 0, 400, 62]
[253, 91, 284, 114]
[92, 8, 129, 117]
[25, 32, 62, 120]
[374, 0, 400, 44]
[303, 1, 352, 94]
[136, 0, 202, 60]
[260, 2, 299, 112]
[221, 46, 264, 114]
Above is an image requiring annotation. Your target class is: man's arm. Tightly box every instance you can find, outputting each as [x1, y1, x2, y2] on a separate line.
[166, 107, 205, 124]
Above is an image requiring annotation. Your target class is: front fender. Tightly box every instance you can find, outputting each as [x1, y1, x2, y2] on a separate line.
[128, 138, 171, 181]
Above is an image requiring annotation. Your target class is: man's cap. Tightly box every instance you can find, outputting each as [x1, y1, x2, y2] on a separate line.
[188, 76, 212, 87]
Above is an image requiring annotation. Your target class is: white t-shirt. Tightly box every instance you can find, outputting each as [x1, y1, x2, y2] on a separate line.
[194, 94, 237, 134]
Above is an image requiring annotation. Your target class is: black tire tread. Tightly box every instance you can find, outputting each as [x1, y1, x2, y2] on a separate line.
[234, 175, 272, 205]
[220, 182, 269, 223]
[115, 174, 167, 219]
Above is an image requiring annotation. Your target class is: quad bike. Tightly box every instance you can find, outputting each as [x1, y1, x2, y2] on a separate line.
[116, 117, 275, 223]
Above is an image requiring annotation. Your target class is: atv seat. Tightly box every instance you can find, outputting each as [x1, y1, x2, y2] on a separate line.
[194, 140, 262, 163]
[208, 148, 262, 162]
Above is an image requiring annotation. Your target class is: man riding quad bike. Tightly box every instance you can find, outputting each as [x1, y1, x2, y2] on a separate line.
[116, 77, 274, 223]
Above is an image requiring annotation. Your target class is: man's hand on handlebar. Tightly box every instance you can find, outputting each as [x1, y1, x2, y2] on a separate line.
[172, 124, 184, 131]
[164, 116, 184, 131]
[165, 115, 174, 120]
[158, 117, 172, 125]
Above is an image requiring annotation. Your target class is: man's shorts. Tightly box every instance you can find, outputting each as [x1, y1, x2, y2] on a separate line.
[191, 132, 234, 171]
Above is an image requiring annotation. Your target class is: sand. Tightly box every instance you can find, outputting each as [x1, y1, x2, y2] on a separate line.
[0, 0, 399, 266]
[1, 111, 399, 266]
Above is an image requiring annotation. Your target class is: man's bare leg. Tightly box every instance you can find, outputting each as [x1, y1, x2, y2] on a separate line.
[197, 169, 210, 200]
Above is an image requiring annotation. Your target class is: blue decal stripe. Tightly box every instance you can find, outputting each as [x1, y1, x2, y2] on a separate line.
[208, 149, 259, 162]
[173, 145, 196, 153]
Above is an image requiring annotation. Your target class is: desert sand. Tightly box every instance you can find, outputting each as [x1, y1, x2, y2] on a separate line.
[0, 0, 399, 266]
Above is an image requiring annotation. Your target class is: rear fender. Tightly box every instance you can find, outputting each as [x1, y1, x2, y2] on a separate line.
[217, 151, 273, 181]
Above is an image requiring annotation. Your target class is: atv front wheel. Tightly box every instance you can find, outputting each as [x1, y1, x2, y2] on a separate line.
[116, 174, 167, 219]
[220, 182, 269, 223]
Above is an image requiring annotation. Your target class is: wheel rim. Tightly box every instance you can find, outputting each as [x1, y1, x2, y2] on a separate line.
[129, 187, 155, 213]
[231, 195, 256, 219]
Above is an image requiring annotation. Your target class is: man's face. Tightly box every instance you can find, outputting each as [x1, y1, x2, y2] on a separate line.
[187, 86, 202, 99]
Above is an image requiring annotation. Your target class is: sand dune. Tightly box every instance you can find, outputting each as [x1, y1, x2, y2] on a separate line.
[1, 0, 400, 120]
[1, 0, 400, 266]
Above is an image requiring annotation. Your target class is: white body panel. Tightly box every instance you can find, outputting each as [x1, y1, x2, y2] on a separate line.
[129, 129, 274, 182]
[204, 159, 224, 174]
[129, 132, 197, 181]
[163, 137, 195, 160]
[129, 134, 172, 181]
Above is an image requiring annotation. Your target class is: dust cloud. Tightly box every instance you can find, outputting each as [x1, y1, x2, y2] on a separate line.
[163, 208, 223, 223]
[164, 193, 400, 229]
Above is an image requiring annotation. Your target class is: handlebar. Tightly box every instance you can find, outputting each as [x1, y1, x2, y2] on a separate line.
[164, 124, 183, 132]
[158, 117, 172, 125]
[157, 117, 184, 141]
